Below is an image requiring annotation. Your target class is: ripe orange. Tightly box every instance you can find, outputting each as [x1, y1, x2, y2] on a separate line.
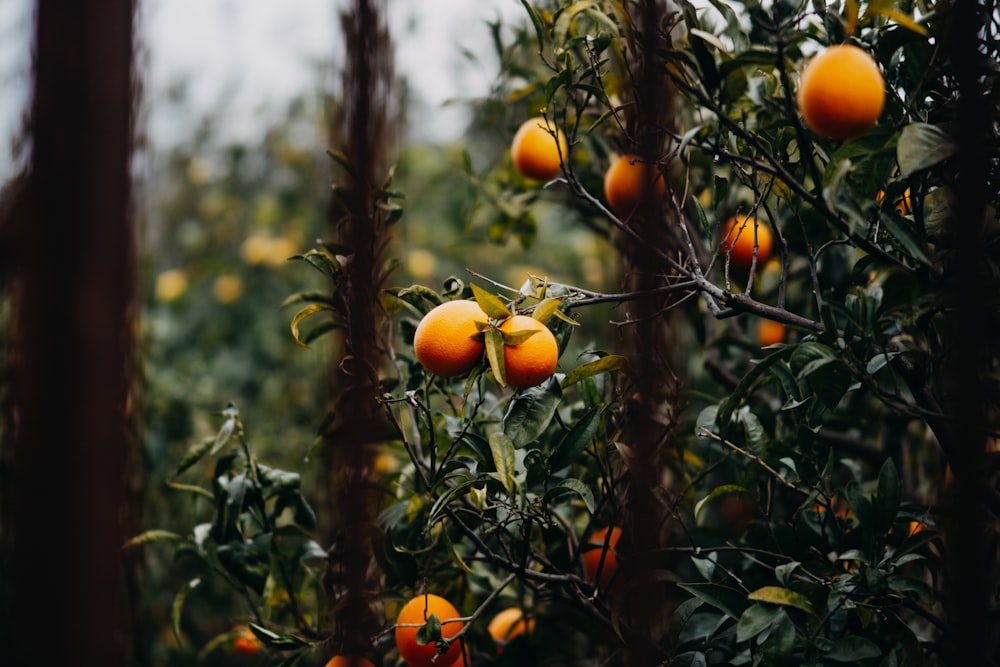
[877, 187, 913, 215]
[797, 44, 885, 141]
[511, 117, 567, 181]
[499, 315, 559, 389]
[603, 153, 666, 217]
[721, 215, 773, 270]
[395, 593, 465, 667]
[325, 657, 376, 667]
[756, 319, 785, 347]
[232, 625, 263, 655]
[582, 526, 621, 592]
[487, 607, 534, 653]
[413, 300, 488, 378]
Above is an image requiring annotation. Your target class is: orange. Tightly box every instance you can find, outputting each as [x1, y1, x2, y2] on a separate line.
[413, 300, 488, 377]
[877, 187, 913, 215]
[511, 117, 567, 181]
[325, 658, 376, 667]
[395, 593, 465, 667]
[487, 607, 534, 653]
[232, 625, 263, 655]
[797, 44, 885, 141]
[721, 215, 773, 270]
[499, 315, 559, 389]
[756, 319, 785, 347]
[603, 154, 666, 217]
[581, 526, 621, 593]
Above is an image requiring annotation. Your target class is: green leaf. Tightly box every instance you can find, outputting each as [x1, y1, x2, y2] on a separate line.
[532, 296, 564, 324]
[897, 123, 957, 177]
[485, 327, 507, 386]
[175, 437, 215, 476]
[471, 283, 512, 319]
[560, 354, 627, 388]
[248, 623, 311, 649]
[747, 586, 815, 615]
[520, 0, 548, 55]
[876, 459, 901, 530]
[694, 484, 750, 520]
[762, 609, 796, 659]
[415, 613, 442, 646]
[290, 303, 334, 349]
[718, 347, 792, 434]
[774, 561, 800, 587]
[677, 582, 748, 619]
[825, 635, 883, 661]
[736, 603, 782, 642]
[549, 406, 601, 471]
[544, 478, 595, 513]
[208, 416, 237, 456]
[123, 529, 184, 549]
[171, 577, 201, 647]
[879, 211, 930, 265]
[503, 378, 562, 447]
[166, 481, 215, 500]
[489, 432, 517, 493]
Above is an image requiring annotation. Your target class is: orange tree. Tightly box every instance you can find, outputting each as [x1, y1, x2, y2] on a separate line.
[131, 0, 1000, 665]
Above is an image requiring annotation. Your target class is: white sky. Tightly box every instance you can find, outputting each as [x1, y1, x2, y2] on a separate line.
[0, 0, 525, 180]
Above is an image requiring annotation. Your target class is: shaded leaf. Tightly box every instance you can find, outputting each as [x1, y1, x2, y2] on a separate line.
[560, 354, 627, 388]
[549, 406, 600, 471]
[694, 484, 750, 520]
[747, 585, 815, 615]
[736, 603, 782, 642]
[897, 123, 956, 177]
[290, 303, 334, 349]
[825, 635, 882, 661]
[489, 432, 517, 493]
[678, 582, 748, 619]
[503, 378, 562, 446]
[543, 478, 595, 514]
[123, 529, 184, 549]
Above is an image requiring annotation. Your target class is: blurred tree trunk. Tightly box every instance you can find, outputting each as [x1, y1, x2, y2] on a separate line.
[938, 0, 995, 662]
[321, 0, 395, 655]
[617, 1, 684, 663]
[2, 1, 137, 665]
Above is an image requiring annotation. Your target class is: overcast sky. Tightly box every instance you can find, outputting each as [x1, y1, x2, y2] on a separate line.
[0, 0, 525, 180]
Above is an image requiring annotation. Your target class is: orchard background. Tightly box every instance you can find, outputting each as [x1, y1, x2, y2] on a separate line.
[1, 0, 998, 666]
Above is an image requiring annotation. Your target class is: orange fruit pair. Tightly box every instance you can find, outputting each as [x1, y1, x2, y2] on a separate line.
[797, 44, 885, 141]
[413, 301, 559, 389]
[395, 593, 465, 667]
[511, 117, 568, 181]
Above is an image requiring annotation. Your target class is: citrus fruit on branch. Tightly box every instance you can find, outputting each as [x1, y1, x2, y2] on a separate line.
[797, 44, 885, 141]
[498, 315, 559, 389]
[413, 300, 488, 378]
[511, 116, 567, 181]
[395, 593, 465, 667]
[603, 153, 666, 217]
[721, 214, 773, 270]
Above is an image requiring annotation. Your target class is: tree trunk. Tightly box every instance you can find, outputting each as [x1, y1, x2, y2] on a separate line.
[321, 0, 395, 655]
[938, 0, 995, 662]
[3, 1, 137, 665]
[618, 1, 684, 663]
